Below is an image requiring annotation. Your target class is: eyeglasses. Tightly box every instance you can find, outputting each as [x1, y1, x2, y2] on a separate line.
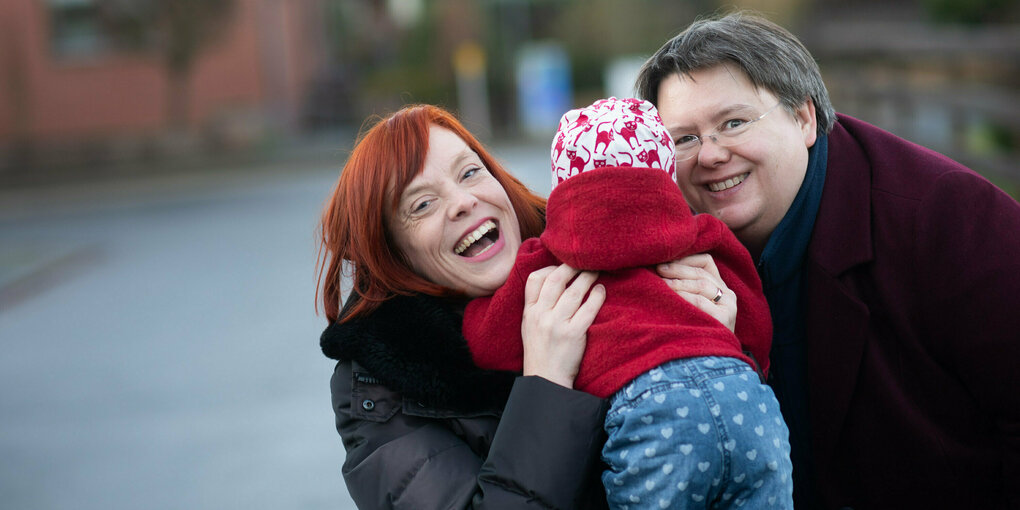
[673, 102, 783, 161]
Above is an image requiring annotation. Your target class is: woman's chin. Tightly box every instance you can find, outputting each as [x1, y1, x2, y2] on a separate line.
[459, 257, 515, 298]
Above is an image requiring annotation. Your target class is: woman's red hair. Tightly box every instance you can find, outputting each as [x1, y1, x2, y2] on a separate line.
[317, 104, 547, 324]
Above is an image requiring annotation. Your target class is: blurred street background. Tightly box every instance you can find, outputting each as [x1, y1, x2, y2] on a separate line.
[0, 0, 1017, 508]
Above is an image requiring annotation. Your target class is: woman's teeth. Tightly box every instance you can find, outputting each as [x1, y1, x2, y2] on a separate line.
[708, 173, 748, 192]
[455, 220, 497, 255]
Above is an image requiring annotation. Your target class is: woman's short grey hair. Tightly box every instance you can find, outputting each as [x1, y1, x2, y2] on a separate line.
[636, 11, 836, 134]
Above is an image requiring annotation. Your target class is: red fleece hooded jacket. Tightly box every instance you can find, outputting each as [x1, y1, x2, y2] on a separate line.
[463, 167, 772, 398]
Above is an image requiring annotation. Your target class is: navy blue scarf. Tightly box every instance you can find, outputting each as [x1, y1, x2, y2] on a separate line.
[757, 132, 827, 509]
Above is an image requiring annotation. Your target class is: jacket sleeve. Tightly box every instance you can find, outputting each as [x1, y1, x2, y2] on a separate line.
[331, 362, 609, 510]
[916, 171, 1020, 506]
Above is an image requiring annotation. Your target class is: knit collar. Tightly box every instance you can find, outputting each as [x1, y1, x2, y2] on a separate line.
[757, 134, 829, 287]
[320, 293, 516, 412]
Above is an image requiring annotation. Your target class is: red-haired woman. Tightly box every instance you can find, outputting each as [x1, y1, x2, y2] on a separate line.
[317, 105, 736, 509]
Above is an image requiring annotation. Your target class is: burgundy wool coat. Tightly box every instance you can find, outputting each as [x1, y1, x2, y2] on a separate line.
[803, 114, 1020, 509]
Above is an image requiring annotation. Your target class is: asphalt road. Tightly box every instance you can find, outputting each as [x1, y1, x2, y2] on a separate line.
[0, 141, 551, 510]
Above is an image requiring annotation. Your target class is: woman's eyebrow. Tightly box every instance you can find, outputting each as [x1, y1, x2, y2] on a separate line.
[451, 149, 477, 169]
[399, 150, 478, 203]
[715, 104, 757, 119]
[400, 176, 436, 205]
[666, 104, 758, 134]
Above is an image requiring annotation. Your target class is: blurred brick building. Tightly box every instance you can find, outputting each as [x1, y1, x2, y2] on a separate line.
[0, 0, 325, 174]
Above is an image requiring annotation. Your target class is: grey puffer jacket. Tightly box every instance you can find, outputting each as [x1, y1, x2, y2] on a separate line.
[321, 293, 610, 510]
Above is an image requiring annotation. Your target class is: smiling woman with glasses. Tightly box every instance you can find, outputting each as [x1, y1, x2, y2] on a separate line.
[636, 11, 1020, 510]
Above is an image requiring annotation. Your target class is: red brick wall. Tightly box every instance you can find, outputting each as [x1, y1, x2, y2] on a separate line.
[0, 0, 321, 143]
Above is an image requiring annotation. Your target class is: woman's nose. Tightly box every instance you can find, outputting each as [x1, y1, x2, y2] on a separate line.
[447, 188, 478, 219]
[697, 136, 731, 167]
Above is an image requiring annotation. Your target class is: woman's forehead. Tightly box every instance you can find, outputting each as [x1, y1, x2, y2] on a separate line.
[426, 125, 475, 164]
[658, 66, 776, 131]
[392, 130, 478, 203]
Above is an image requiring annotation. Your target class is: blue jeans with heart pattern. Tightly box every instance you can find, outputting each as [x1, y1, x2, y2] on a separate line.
[601, 356, 793, 509]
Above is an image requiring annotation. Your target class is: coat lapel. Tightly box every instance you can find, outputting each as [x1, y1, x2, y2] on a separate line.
[804, 262, 869, 467]
[804, 116, 874, 469]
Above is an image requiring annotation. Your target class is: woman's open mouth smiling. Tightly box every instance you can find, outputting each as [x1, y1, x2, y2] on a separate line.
[455, 219, 501, 257]
[707, 172, 749, 192]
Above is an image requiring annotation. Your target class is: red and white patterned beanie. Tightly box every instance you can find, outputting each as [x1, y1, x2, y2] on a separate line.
[551, 97, 676, 189]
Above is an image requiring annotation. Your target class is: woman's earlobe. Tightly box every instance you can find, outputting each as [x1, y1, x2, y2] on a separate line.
[798, 99, 818, 147]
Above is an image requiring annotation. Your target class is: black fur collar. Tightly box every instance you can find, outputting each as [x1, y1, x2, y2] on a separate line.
[320, 293, 517, 412]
